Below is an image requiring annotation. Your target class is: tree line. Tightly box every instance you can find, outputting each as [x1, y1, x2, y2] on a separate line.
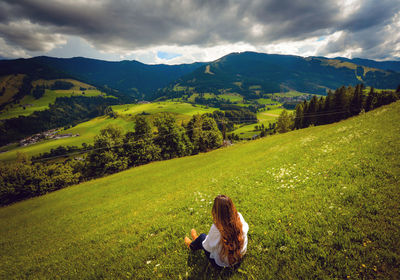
[0, 113, 223, 206]
[274, 84, 400, 133]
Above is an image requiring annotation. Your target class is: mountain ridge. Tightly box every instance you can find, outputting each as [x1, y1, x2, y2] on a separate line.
[1, 52, 399, 101]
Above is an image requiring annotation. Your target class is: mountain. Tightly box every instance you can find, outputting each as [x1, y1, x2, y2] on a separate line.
[0, 56, 206, 98]
[1, 53, 399, 102]
[335, 57, 400, 72]
[163, 52, 400, 97]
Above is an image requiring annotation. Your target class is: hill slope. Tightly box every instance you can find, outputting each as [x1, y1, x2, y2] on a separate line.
[336, 57, 400, 72]
[0, 56, 205, 98]
[1, 101, 399, 278]
[166, 52, 400, 97]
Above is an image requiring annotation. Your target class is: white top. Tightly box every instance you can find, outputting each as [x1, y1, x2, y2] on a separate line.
[202, 212, 249, 267]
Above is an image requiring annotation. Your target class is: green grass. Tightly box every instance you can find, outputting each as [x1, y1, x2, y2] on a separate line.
[0, 74, 25, 105]
[113, 101, 217, 118]
[218, 93, 243, 103]
[0, 116, 133, 161]
[231, 109, 287, 139]
[1, 102, 399, 279]
[0, 89, 105, 120]
[255, 98, 278, 105]
[0, 102, 218, 161]
[271, 91, 311, 97]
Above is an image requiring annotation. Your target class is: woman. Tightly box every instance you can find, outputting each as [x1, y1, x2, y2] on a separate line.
[185, 195, 249, 267]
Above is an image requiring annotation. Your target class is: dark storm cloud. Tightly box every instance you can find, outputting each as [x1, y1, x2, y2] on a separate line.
[0, 0, 399, 59]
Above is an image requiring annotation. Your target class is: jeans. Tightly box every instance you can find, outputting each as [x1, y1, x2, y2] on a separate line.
[189, 233, 217, 267]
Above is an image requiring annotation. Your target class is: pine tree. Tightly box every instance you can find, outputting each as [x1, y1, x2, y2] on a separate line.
[308, 95, 319, 125]
[350, 84, 362, 115]
[294, 103, 304, 129]
[365, 87, 377, 111]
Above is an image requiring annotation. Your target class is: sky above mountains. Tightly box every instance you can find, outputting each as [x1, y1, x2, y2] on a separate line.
[0, 0, 399, 64]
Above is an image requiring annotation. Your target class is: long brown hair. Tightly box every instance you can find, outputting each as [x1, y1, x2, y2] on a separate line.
[212, 195, 244, 265]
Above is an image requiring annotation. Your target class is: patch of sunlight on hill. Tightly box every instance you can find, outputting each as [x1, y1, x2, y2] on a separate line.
[0, 74, 25, 105]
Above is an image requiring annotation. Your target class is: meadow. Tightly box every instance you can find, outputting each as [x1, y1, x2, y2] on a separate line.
[231, 108, 286, 139]
[0, 89, 105, 120]
[0, 116, 134, 161]
[1, 101, 399, 279]
[0, 102, 219, 161]
[112, 101, 217, 119]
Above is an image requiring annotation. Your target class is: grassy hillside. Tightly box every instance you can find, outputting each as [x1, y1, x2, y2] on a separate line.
[0, 102, 218, 161]
[0, 74, 26, 105]
[0, 116, 133, 161]
[112, 101, 217, 120]
[0, 79, 106, 120]
[231, 108, 285, 139]
[1, 102, 399, 279]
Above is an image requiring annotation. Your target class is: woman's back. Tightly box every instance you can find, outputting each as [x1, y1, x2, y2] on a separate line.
[203, 212, 249, 267]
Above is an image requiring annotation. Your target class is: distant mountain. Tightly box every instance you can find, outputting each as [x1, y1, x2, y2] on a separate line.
[0, 56, 206, 98]
[334, 57, 400, 72]
[163, 52, 400, 97]
[1, 53, 399, 101]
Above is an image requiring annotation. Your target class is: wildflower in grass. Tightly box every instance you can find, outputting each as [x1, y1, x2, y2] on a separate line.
[146, 260, 152, 264]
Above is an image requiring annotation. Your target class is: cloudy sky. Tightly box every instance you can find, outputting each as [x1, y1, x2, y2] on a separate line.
[0, 0, 399, 64]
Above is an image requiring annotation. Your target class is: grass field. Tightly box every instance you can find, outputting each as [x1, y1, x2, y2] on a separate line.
[0, 116, 134, 161]
[231, 109, 287, 139]
[218, 93, 243, 103]
[0, 102, 219, 161]
[113, 102, 217, 119]
[0, 74, 25, 105]
[1, 101, 399, 279]
[0, 89, 106, 120]
[270, 91, 311, 97]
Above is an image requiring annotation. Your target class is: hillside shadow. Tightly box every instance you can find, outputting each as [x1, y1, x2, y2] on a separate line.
[187, 250, 241, 279]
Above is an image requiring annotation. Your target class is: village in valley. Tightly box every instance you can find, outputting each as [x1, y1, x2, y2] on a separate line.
[19, 129, 80, 147]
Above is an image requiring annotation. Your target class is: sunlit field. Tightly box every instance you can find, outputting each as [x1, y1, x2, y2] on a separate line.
[1, 101, 399, 279]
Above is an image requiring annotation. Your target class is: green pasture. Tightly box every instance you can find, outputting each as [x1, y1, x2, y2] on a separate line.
[231, 109, 287, 139]
[1, 101, 399, 279]
[0, 116, 133, 161]
[218, 93, 243, 103]
[255, 98, 279, 105]
[113, 102, 217, 118]
[0, 102, 219, 161]
[0, 74, 25, 105]
[0, 89, 105, 120]
[271, 91, 311, 97]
